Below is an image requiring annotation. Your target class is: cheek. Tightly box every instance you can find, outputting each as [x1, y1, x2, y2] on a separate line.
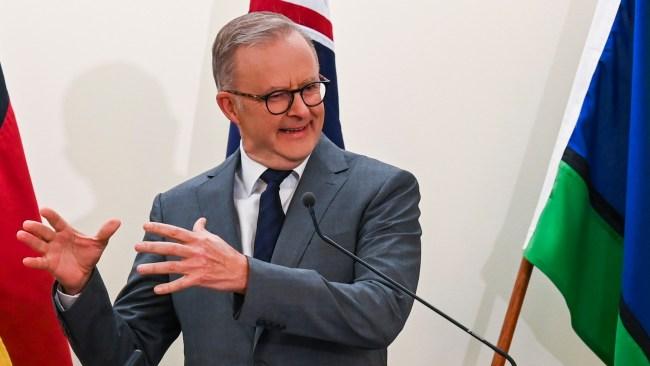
[307, 105, 324, 124]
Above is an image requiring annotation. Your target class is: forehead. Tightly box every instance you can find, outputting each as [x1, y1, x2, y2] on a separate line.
[232, 31, 319, 91]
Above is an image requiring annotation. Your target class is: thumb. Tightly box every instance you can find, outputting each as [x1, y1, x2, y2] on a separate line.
[193, 217, 207, 232]
[95, 219, 122, 242]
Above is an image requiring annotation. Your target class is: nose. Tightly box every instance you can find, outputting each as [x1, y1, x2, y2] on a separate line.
[286, 91, 311, 118]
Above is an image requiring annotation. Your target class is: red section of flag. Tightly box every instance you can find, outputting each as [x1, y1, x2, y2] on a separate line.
[0, 103, 72, 365]
[250, 0, 333, 40]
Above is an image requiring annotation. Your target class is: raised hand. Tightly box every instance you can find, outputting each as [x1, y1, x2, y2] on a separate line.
[17, 207, 121, 294]
[135, 218, 249, 295]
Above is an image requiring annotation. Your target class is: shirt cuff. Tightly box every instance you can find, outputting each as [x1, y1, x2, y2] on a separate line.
[55, 286, 81, 310]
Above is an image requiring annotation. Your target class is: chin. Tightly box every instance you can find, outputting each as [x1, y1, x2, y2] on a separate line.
[279, 132, 320, 152]
[281, 146, 313, 163]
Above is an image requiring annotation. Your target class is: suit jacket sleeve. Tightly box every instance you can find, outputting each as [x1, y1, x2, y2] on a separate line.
[235, 168, 421, 349]
[56, 194, 180, 366]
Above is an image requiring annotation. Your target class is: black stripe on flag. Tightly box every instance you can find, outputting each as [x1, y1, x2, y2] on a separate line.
[562, 147, 624, 235]
[0, 63, 9, 129]
[620, 298, 650, 360]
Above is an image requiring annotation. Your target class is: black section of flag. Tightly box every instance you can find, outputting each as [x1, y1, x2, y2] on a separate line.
[0, 63, 9, 129]
[620, 298, 650, 360]
[562, 147, 624, 235]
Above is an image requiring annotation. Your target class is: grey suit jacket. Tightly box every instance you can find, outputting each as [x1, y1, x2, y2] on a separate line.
[58, 136, 422, 366]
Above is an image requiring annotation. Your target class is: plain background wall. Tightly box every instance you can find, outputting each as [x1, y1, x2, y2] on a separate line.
[0, 1, 605, 365]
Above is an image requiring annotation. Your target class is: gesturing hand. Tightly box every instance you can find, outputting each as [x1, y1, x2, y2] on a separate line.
[135, 218, 249, 295]
[17, 207, 121, 294]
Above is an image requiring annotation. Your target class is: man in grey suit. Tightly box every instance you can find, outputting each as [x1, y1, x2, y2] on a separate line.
[18, 12, 421, 366]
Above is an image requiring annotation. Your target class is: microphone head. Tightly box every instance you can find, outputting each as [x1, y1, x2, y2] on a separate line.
[301, 192, 316, 208]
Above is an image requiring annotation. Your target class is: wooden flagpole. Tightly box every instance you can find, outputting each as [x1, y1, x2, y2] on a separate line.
[491, 257, 534, 366]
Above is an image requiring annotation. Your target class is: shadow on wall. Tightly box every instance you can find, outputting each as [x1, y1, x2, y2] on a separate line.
[187, 3, 246, 175]
[462, 0, 603, 365]
[62, 63, 186, 365]
[62, 63, 183, 299]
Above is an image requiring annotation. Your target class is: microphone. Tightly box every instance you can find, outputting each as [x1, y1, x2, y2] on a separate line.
[124, 349, 143, 366]
[301, 192, 517, 366]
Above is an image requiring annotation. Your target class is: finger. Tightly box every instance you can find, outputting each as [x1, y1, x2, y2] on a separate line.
[193, 217, 207, 232]
[95, 219, 121, 241]
[40, 207, 70, 232]
[16, 230, 48, 253]
[153, 276, 194, 295]
[134, 241, 195, 258]
[21, 220, 56, 242]
[22, 256, 50, 270]
[143, 222, 194, 243]
[137, 260, 186, 276]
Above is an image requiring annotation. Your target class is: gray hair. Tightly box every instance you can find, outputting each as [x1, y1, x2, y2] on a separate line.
[211, 12, 318, 90]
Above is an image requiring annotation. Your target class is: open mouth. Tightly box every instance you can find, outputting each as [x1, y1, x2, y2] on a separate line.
[279, 124, 308, 134]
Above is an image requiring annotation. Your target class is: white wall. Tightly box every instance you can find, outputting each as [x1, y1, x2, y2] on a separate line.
[0, 1, 604, 365]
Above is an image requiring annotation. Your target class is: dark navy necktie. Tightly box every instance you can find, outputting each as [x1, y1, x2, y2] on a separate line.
[253, 169, 293, 262]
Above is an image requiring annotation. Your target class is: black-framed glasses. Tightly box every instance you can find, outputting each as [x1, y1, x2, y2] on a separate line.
[224, 76, 330, 115]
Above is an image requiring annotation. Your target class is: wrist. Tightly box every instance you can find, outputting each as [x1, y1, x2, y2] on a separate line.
[61, 285, 82, 296]
[234, 255, 249, 294]
[60, 271, 92, 295]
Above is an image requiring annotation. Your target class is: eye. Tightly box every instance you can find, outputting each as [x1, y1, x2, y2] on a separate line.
[267, 91, 290, 103]
[303, 82, 321, 94]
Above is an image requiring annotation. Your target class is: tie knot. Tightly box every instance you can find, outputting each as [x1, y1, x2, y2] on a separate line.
[260, 169, 292, 187]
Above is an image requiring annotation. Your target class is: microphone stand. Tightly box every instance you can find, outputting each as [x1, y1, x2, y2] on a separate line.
[302, 192, 517, 366]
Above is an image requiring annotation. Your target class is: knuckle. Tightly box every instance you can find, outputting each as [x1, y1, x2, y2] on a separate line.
[193, 246, 208, 258]
[196, 256, 209, 268]
[197, 236, 210, 246]
[168, 261, 180, 272]
[183, 276, 195, 286]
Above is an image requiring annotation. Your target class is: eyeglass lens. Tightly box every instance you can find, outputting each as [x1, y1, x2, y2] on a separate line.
[266, 82, 327, 115]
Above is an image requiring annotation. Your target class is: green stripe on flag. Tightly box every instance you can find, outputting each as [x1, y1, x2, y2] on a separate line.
[615, 316, 650, 366]
[524, 161, 623, 364]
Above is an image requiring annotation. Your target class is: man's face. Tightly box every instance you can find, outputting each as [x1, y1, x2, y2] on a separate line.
[221, 31, 324, 170]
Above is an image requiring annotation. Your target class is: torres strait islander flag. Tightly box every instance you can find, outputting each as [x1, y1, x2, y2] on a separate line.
[523, 0, 649, 364]
[226, 0, 344, 155]
[0, 64, 72, 365]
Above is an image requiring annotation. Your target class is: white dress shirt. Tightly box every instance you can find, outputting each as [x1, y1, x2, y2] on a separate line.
[234, 145, 308, 256]
[57, 145, 309, 309]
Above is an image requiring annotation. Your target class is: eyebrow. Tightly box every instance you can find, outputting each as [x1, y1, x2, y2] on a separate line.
[262, 77, 320, 94]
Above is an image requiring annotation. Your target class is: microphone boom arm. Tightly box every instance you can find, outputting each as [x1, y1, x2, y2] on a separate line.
[303, 193, 516, 366]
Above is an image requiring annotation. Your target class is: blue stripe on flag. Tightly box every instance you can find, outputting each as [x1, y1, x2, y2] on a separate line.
[622, 0, 650, 352]
[566, 2, 632, 218]
[565, 0, 649, 357]
[314, 41, 344, 150]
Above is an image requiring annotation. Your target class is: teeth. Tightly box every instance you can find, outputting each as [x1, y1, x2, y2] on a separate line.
[283, 127, 305, 132]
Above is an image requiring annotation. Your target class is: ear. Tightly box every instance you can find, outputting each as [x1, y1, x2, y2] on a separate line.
[216, 91, 240, 125]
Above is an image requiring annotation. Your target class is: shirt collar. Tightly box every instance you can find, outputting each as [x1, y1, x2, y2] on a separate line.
[239, 142, 310, 196]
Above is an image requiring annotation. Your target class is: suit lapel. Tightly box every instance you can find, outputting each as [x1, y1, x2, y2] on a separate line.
[195, 151, 242, 252]
[255, 138, 349, 350]
[270, 137, 349, 268]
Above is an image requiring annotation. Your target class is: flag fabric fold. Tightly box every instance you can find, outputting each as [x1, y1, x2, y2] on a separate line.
[0, 64, 72, 365]
[226, 0, 344, 156]
[523, 0, 649, 364]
